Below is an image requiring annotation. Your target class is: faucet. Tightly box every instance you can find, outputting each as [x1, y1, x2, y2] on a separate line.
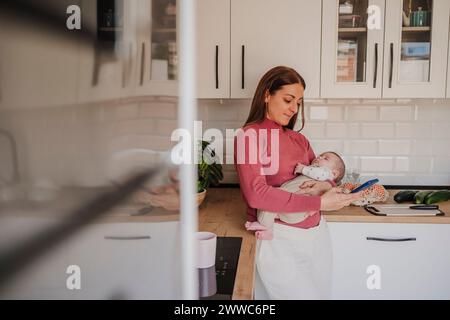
[0, 129, 19, 185]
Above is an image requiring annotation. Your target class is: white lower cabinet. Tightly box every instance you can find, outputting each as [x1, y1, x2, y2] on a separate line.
[328, 222, 450, 299]
[1, 220, 181, 299]
[0, 217, 70, 299]
[65, 221, 181, 300]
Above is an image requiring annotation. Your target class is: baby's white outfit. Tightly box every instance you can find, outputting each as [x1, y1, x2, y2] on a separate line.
[257, 165, 334, 226]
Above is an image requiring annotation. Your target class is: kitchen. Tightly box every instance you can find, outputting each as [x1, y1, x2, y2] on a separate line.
[0, 0, 450, 301]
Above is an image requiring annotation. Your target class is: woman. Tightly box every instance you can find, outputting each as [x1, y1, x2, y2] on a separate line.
[234, 66, 361, 299]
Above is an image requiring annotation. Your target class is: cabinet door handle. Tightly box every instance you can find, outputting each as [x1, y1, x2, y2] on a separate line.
[389, 42, 393, 88]
[121, 43, 133, 88]
[140, 42, 146, 86]
[366, 237, 416, 242]
[241, 45, 245, 89]
[373, 43, 378, 88]
[104, 236, 151, 240]
[215, 45, 219, 89]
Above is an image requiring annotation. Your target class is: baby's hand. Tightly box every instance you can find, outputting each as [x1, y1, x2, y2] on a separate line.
[294, 163, 305, 174]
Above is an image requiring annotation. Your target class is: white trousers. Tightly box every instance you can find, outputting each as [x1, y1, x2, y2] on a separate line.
[255, 217, 332, 300]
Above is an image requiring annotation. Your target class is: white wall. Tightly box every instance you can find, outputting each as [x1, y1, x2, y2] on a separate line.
[1, 97, 449, 187]
[0, 97, 178, 187]
[197, 99, 450, 186]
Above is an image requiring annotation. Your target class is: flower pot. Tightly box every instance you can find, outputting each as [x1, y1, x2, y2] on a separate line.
[197, 189, 207, 206]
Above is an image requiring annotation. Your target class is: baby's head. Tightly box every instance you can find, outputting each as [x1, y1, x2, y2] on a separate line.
[312, 152, 346, 183]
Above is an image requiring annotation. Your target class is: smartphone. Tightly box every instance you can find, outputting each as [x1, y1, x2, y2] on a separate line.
[350, 178, 379, 193]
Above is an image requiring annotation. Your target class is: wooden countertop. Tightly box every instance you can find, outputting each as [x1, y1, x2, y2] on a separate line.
[198, 187, 450, 300]
[198, 188, 255, 300]
[324, 189, 450, 224]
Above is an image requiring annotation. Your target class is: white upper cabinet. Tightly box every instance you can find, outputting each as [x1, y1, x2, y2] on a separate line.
[78, 0, 139, 103]
[322, 0, 385, 98]
[196, 0, 231, 99]
[0, 0, 80, 109]
[383, 0, 450, 98]
[322, 0, 450, 99]
[134, 0, 178, 97]
[196, 0, 322, 99]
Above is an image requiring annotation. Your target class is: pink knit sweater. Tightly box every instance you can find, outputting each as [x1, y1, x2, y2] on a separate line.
[234, 117, 322, 229]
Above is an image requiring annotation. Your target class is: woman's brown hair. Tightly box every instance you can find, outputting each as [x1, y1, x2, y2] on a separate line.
[244, 66, 306, 131]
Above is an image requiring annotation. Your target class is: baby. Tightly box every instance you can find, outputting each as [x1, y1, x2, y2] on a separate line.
[245, 151, 346, 240]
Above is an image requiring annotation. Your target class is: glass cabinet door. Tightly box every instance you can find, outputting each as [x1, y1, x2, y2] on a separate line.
[321, 0, 385, 98]
[151, 0, 177, 81]
[383, 0, 450, 98]
[135, 0, 178, 96]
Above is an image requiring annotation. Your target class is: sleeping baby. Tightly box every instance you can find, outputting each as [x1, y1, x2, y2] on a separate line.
[245, 151, 346, 240]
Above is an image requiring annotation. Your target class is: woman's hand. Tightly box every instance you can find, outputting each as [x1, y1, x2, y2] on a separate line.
[297, 180, 332, 196]
[320, 187, 362, 211]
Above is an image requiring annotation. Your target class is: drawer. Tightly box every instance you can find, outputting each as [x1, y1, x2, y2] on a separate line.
[65, 221, 182, 299]
[328, 223, 450, 299]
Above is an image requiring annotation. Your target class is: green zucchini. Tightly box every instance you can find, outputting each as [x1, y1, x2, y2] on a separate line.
[394, 190, 418, 203]
[424, 190, 450, 205]
[414, 191, 434, 204]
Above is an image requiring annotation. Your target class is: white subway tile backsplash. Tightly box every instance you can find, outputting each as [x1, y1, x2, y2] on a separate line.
[432, 140, 450, 156]
[155, 119, 178, 136]
[416, 105, 450, 122]
[310, 140, 344, 154]
[432, 157, 450, 173]
[115, 119, 156, 136]
[395, 123, 433, 139]
[139, 102, 177, 119]
[326, 123, 359, 138]
[307, 106, 344, 122]
[394, 157, 410, 172]
[197, 104, 209, 120]
[341, 156, 359, 171]
[344, 140, 378, 155]
[361, 123, 395, 138]
[202, 121, 242, 135]
[302, 123, 326, 138]
[411, 140, 433, 155]
[115, 104, 139, 120]
[432, 123, 450, 138]
[197, 99, 450, 185]
[360, 157, 393, 172]
[326, 123, 346, 138]
[346, 106, 378, 121]
[376, 174, 414, 185]
[109, 134, 174, 152]
[410, 157, 432, 173]
[203, 101, 239, 121]
[413, 175, 450, 185]
[309, 106, 329, 120]
[379, 140, 411, 155]
[379, 106, 414, 121]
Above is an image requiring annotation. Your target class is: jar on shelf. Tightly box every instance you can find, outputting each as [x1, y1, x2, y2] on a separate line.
[339, 1, 353, 15]
[165, 1, 176, 16]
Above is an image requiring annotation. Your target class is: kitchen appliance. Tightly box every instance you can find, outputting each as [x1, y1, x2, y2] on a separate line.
[201, 237, 242, 300]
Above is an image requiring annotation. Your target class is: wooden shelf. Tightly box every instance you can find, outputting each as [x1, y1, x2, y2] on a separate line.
[402, 26, 431, 32]
[338, 27, 367, 33]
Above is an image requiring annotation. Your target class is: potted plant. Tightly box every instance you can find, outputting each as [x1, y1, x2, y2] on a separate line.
[197, 140, 223, 206]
